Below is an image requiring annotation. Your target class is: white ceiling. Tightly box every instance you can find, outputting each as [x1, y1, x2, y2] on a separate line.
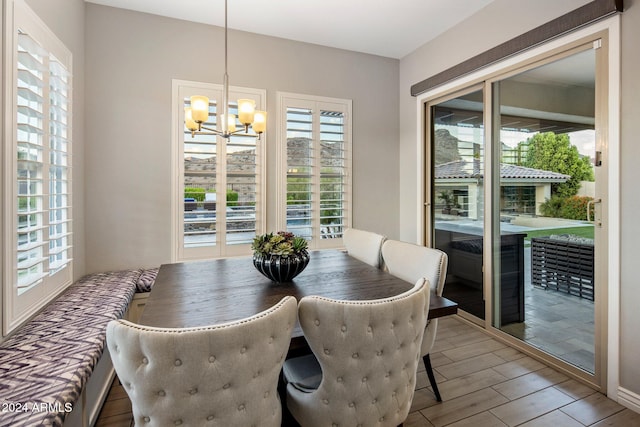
[85, 0, 495, 59]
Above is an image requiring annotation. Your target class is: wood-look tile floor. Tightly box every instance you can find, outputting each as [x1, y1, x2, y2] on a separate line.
[96, 316, 640, 427]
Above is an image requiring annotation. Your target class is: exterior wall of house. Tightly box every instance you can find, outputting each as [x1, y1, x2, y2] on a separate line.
[24, 0, 86, 280]
[399, 0, 640, 403]
[83, 4, 399, 272]
[535, 184, 551, 216]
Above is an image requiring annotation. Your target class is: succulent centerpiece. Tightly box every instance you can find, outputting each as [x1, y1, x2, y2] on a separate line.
[251, 231, 310, 282]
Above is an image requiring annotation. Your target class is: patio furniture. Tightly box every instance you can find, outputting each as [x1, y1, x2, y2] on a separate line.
[531, 236, 594, 301]
[435, 225, 525, 324]
[184, 197, 197, 211]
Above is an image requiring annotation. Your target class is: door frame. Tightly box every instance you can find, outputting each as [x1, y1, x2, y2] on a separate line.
[415, 16, 620, 396]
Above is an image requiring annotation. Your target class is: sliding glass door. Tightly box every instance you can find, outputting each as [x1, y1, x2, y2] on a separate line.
[426, 40, 607, 386]
[492, 47, 600, 375]
[431, 88, 486, 321]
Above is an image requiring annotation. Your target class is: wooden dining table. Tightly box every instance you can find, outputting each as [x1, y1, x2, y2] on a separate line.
[140, 250, 458, 351]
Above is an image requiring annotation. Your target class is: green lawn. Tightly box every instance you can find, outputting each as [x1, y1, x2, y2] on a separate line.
[523, 226, 594, 242]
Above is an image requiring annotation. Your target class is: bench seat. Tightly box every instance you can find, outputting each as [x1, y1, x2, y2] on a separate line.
[0, 268, 156, 425]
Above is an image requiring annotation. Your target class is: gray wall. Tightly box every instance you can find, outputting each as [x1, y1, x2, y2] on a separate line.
[84, 4, 399, 272]
[25, 0, 86, 280]
[399, 0, 640, 398]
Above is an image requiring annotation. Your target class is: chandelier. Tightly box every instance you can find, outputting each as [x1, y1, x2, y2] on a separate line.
[184, 0, 266, 139]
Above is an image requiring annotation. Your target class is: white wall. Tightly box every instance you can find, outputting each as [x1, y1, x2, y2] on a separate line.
[399, 0, 640, 401]
[84, 4, 400, 272]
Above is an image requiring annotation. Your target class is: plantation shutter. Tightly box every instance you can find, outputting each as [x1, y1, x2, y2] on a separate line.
[16, 30, 48, 292]
[319, 110, 346, 239]
[281, 94, 352, 248]
[16, 30, 72, 293]
[48, 55, 72, 274]
[5, 0, 74, 334]
[182, 97, 219, 249]
[176, 81, 265, 260]
[285, 107, 314, 240]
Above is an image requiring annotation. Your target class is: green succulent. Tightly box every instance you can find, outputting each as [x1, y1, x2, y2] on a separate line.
[252, 231, 308, 257]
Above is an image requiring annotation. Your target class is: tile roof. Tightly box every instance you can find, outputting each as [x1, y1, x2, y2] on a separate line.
[435, 160, 570, 182]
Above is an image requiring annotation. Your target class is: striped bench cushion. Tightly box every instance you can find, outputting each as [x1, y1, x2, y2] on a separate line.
[0, 269, 144, 426]
[136, 267, 159, 292]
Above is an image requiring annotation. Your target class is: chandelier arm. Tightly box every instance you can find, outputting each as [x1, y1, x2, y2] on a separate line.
[228, 128, 262, 139]
[199, 124, 221, 133]
[191, 126, 261, 140]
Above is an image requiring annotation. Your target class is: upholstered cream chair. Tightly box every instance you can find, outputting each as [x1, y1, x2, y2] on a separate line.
[343, 227, 387, 268]
[106, 296, 297, 427]
[284, 278, 430, 427]
[381, 239, 448, 402]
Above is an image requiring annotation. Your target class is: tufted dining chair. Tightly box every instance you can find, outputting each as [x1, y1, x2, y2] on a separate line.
[381, 239, 448, 402]
[342, 227, 387, 268]
[284, 278, 430, 427]
[106, 296, 297, 427]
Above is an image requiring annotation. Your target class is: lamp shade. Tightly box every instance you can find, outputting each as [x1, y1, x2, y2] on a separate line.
[184, 107, 198, 131]
[237, 99, 256, 125]
[190, 95, 210, 122]
[253, 110, 267, 134]
[221, 114, 236, 133]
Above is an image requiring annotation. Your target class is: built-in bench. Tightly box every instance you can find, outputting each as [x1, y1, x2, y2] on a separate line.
[0, 267, 158, 426]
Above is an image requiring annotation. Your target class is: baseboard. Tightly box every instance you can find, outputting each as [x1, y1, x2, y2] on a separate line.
[617, 387, 640, 414]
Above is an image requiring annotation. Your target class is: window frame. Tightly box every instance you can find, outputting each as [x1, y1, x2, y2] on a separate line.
[2, 0, 73, 335]
[276, 92, 352, 249]
[171, 79, 266, 261]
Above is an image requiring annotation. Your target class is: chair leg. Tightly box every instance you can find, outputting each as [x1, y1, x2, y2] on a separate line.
[423, 353, 442, 402]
